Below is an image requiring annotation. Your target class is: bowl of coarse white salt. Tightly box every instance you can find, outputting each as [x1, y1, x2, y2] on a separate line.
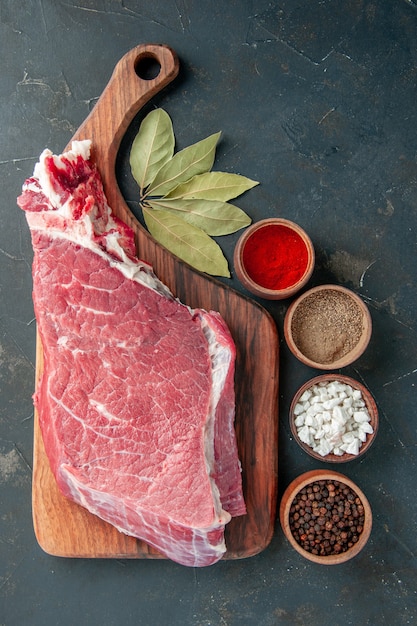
[290, 374, 379, 462]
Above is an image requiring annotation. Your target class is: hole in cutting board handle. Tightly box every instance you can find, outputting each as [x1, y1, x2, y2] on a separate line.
[134, 54, 162, 80]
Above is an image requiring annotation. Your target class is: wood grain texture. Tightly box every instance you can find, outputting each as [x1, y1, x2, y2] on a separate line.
[32, 44, 279, 560]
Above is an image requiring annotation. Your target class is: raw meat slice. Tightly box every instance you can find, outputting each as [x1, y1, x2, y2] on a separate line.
[18, 140, 246, 567]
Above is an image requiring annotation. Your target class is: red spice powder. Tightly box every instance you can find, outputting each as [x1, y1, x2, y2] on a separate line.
[242, 224, 309, 290]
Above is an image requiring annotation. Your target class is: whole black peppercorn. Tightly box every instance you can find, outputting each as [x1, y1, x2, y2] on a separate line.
[289, 480, 365, 557]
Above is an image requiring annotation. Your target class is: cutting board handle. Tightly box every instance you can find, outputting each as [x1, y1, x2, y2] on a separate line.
[68, 43, 180, 217]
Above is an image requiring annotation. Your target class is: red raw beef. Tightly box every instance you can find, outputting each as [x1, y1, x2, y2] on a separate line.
[18, 141, 245, 567]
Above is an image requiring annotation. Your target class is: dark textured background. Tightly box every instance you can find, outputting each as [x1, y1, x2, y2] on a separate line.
[1, 1, 416, 624]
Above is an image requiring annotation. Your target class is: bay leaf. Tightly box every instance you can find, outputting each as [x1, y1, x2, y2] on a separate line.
[142, 205, 230, 277]
[165, 171, 259, 202]
[145, 132, 221, 198]
[149, 198, 251, 236]
[130, 109, 174, 191]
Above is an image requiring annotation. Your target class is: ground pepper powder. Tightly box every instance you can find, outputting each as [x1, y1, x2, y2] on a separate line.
[290, 289, 364, 364]
[242, 224, 308, 290]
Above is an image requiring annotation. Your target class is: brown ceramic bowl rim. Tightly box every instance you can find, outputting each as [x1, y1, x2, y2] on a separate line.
[284, 284, 372, 368]
[233, 218, 315, 300]
[289, 374, 379, 463]
[279, 469, 372, 564]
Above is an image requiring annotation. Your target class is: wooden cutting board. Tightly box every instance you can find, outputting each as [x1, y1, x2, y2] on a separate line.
[32, 44, 279, 560]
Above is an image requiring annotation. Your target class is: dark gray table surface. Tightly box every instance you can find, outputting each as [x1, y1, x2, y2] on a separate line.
[1, 1, 416, 624]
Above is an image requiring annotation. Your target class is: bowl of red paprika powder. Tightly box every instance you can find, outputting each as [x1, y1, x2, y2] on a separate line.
[233, 218, 315, 300]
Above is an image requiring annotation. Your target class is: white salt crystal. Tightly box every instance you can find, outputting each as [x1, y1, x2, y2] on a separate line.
[294, 414, 305, 428]
[305, 414, 318, 428]
[359, 422, 374, 434]
[299, 390, 312, 403]
[323, 398, 342, 410]
[358, 429, 368, 442]
[315, 439, 332, 457]
[293, 402, 304, 416]
[306, 404, 323, 417]
[353, 410, 370, 423]
[310, 395, 323, 405]
[345, 439, 360, 455]
[298, 425, 313, 445]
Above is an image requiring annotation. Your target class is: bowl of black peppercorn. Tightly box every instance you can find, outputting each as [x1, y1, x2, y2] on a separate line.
[280, 469, 372, 564]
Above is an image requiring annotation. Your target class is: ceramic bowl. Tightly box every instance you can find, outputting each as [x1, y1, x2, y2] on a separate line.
[233, 218, 314, 300]
[284, 284, 372, 369]
[279, 469, 372, 564]
[289, 374, 378, 462]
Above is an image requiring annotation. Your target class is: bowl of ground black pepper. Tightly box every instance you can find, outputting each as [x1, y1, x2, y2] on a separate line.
[233, 218, 315, 299]
[284, 285, 372, 369]
[280, 469, 372, 564]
